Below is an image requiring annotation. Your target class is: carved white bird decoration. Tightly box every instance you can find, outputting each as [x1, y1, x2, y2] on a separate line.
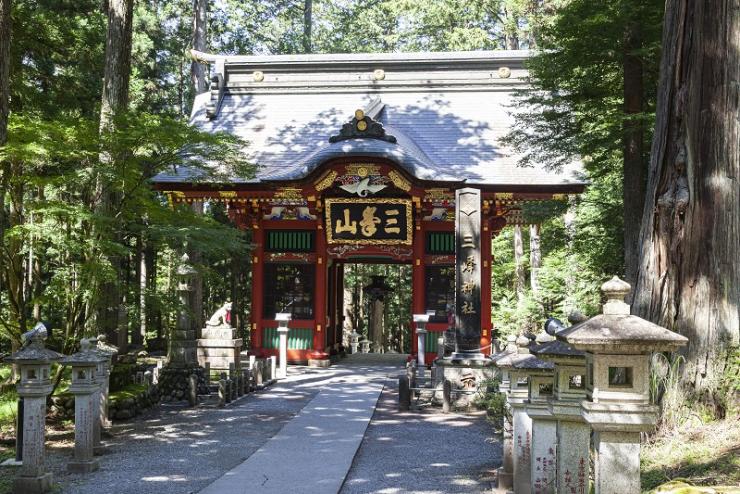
[340, 177, 387, 197]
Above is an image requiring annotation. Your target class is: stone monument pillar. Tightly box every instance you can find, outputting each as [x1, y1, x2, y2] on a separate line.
[6, 326, 63, 493]
[436, 188, 495, 397]
[159, 254, 205, 403]
[558, 277, 688, 494]
[276, 313, 291, 379]
[64, 340, 105, 473]
[453, 187, 482, 360]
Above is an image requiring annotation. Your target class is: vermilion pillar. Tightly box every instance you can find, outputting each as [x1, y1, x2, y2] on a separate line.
[480, 217, 493, 354]
[250, 219, 265, 352]
[313, 220, 327, 355]
[411, 207, 425, 355]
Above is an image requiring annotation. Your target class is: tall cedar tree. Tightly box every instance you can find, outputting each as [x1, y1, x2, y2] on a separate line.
[191, 0, 208, 93]
[95, 0, 134, 341]
[633, 0, 739, 409]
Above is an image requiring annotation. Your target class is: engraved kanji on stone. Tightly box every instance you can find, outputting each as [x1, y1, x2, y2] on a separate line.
[461, 281, 475, 294]
[462, 255, 476, 273]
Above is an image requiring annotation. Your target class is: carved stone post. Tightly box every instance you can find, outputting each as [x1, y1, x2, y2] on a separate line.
[276, 313, 291, 379]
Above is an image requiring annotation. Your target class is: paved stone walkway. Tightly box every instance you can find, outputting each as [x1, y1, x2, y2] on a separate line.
[42, 354, 499, 494]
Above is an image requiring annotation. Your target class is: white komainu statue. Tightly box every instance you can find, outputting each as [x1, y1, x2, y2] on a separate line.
[206, 301, 232, 327]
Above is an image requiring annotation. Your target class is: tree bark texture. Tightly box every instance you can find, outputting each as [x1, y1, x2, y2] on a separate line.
[529, 224, 541, 294]
[622, 19, 647, 291]
[633, 0, 739, 399]
[303, 0, 312, 54]
[100, 0, 133, 129]
[513, 224, 526, 301]
[95, 0, 134, 340]
[0, 0, 9, 146]
[191, 0, 208, 94]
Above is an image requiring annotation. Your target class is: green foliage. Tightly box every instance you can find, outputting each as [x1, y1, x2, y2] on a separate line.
[474, 377, 508, 429]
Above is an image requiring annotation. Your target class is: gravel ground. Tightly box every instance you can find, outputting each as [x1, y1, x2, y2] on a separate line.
[49, 367, 329, 494]
[341, 379, 502, 494]
[4, 356, 501, 494]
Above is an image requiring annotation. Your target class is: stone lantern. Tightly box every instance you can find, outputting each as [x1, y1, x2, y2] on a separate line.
[490, 334, 517, 490]
[63, 340, 106, 473]
[171, 253, 198, 366]
[275, 312, 291, 379]
[95, 335, 118, 438]
[557, 276, 688, 494]
[506, 335, 554, 494]
[363, 275, 392, 353]
[512, 344, 555, 494]
[532, 328, 589, 494]
[5, 326, 64, 493]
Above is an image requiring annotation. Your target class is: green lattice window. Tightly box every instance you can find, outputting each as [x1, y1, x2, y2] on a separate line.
[424, 331, 441, 354]
[426, 232, 455, 254]
[266, 230, 315, 252]
[262, 327, 313, 350]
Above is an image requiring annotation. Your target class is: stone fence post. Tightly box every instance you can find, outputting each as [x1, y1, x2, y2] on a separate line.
[275, 313, 291, 379]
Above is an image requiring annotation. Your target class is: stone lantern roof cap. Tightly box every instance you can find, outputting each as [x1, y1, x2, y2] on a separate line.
[5, 343, 64, 364]
[511, 354, 554, 371]
[530, 339, 585, 359]
[556, 276, 688, 354]
[96, 334, 119, 356]
[62, 349, 107, 366]
[177, 253, 197, 277]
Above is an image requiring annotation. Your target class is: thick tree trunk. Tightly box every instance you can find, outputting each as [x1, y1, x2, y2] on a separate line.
[633, 0, 739, 406]
[513, 224, 526, 301]
[303, 0, 312, 54]
[191, 0, 208, 94]
[503, 4, 519, 50]
[94, 0, 134, 340]
[0, 0, 9, 147]
[529, 224, 541, 294]
[622, 19, 646, 291]
[100, 0, 134, 130]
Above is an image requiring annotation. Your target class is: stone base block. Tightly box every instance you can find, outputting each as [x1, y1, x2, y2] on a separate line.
[308, 358, 331, 368]
[435, 357, 496, 406]
[13, 472, 53, 494]
[68, 459, 100, 473]
[496, 467, 513, 489]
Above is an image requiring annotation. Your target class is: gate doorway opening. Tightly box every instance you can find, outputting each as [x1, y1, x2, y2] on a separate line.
[338, 263, 412, 354]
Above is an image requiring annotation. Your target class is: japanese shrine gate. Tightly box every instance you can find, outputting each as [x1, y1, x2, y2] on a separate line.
[153, 50, 585, 364]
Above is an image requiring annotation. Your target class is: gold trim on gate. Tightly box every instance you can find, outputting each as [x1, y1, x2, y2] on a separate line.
[325, 198, 413, 245]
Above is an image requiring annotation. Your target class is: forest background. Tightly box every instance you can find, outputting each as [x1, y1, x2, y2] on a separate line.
[0, 0, 736, 424]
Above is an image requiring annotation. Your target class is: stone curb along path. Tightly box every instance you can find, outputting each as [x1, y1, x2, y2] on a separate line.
[198, 381, 384, 494]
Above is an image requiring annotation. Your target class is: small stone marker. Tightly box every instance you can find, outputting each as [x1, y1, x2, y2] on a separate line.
[204, 362, 211, 386]
[442, 379, 452, 414]
[398, 376, 410, 411]
[269, 356, 277, 383]
[218, 379, 226, 407]
[188, 374, 198, 406]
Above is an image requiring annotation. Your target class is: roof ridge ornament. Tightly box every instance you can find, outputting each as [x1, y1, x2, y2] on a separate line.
[329, 109, 397, 144]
